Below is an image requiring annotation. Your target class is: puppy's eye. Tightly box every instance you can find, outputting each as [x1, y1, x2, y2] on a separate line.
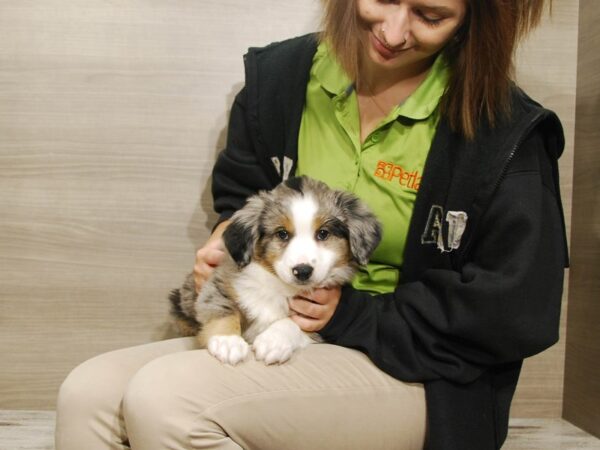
[316, 229, 329, 241]
[276, 229, 290, 241]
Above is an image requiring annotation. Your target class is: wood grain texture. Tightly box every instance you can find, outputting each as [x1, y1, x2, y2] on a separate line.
[2, 411, 599, 450]
[562, 0, 600, 438]
[0, 0, 578, 415]
[0, 410, 55, 450]
[0, 0, 321, 409]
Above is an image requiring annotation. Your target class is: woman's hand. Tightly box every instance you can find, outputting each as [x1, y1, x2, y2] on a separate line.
[193, 220, 230, 293]
[289, 286, 342, 332]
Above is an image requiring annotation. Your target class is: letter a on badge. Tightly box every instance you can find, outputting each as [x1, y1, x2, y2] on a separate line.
[421, 205, 444, 245]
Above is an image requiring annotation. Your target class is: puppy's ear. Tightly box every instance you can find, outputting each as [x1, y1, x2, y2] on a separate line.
[336, 192, 382, 266]
[222, 220, 254, 268]
[222, 194, 266, 268]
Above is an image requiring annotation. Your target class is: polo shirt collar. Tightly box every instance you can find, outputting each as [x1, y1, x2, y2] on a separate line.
[313, 42, 449, 121]
[312, 43, 352, 96]
[394, 54, 449, 120]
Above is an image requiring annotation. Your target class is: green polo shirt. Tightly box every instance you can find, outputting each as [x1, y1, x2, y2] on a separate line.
[296, 42, 449, 294]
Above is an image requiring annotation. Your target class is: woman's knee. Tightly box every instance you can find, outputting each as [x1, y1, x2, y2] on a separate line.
[58, 338, 197, 418]
[56, 352, 135, 449]
[122, 350, 223, 421]
[123, 349, 229, 413]
[122, 356, 172, 421]
[57, 353, 128, 418]
[122, 351, 239, 449]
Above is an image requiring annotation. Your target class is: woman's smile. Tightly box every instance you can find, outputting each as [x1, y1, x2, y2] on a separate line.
[369, 31, 411, 60]
[357, 0, 466, 77]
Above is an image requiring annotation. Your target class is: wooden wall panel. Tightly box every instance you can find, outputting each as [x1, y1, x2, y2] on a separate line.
[0, 0, 321, 409]
[563, 0, 600, 437]
[0, 0, 578, 414]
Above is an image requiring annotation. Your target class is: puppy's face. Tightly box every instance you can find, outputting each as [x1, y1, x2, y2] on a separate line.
[258, 192, 353, 287]
[223, 177, 382, 288]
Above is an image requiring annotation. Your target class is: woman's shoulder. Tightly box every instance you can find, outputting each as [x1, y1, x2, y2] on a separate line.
[467, 84, 565, 159]
[506, 85, 561, 129]
[508, 85, 565, 153]
[508, 85, 546, 115]
[241, 33, 319, 109]
[245, 33, 319, 63]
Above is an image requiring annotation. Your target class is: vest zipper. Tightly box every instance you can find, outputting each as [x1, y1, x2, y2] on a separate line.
[491, 111, 544, 194]
[455, 111, 545, 267]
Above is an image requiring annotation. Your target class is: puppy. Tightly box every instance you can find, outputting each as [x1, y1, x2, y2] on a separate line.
[169, 176, 382, 365]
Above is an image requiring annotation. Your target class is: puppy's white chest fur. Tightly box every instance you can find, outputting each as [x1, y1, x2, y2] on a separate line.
[233, 262, 298, 342]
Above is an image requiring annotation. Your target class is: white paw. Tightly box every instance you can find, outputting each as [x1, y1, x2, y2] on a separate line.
[253, 330, 294, 365]
[253, 319, 309, 365]
[207, 335, 249, 365]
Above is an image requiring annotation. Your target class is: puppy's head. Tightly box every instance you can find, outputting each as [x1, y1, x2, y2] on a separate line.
[223, 176, 382, 288]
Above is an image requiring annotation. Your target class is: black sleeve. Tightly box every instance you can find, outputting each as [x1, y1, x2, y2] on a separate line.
[211, 86, 274, 225]
[319, 131, 567, 384]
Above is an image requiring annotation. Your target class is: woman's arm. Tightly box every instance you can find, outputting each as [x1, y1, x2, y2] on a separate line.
[303, 131, 567, 384]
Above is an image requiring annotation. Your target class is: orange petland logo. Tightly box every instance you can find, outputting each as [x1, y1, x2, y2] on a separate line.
[374, 160, 422, 190]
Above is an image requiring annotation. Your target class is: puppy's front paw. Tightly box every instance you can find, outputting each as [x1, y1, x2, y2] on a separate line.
[207, 335, 249, 365]
[253, 327, 296, 365]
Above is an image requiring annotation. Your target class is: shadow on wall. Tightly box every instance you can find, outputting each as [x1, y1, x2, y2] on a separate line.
[189, 81, 245, 250]
[155, 82, 245, 341]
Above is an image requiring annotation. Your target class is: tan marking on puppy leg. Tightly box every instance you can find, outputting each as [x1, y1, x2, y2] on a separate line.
[174, 318, 200, 337]
[197, 312, 242, 347]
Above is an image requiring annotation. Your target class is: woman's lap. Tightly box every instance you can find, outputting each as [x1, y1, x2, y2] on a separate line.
[56, 339, 426, 450]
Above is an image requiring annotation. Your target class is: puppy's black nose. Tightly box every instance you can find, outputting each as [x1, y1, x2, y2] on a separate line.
[292, 264, 313, 282]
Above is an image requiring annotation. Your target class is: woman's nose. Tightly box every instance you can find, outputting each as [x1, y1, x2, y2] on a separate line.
[381, 8, 411, 47]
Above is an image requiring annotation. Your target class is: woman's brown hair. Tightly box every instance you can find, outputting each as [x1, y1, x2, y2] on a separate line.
[320, 0, 549, 140]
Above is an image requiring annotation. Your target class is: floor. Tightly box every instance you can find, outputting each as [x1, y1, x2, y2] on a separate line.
[1, 411, 54, 450]
[1, 410, 599, 450]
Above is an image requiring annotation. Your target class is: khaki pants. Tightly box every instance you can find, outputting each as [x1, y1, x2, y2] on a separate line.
[56, 338, 426, 450]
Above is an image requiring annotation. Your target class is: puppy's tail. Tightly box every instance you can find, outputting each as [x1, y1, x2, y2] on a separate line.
[168, 277, 201, 336]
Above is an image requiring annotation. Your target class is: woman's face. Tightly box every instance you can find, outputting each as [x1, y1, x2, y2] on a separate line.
[357, 0, 467, 75]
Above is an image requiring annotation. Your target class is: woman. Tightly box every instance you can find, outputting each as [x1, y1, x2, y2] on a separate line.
[56, 1, 568, 449]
